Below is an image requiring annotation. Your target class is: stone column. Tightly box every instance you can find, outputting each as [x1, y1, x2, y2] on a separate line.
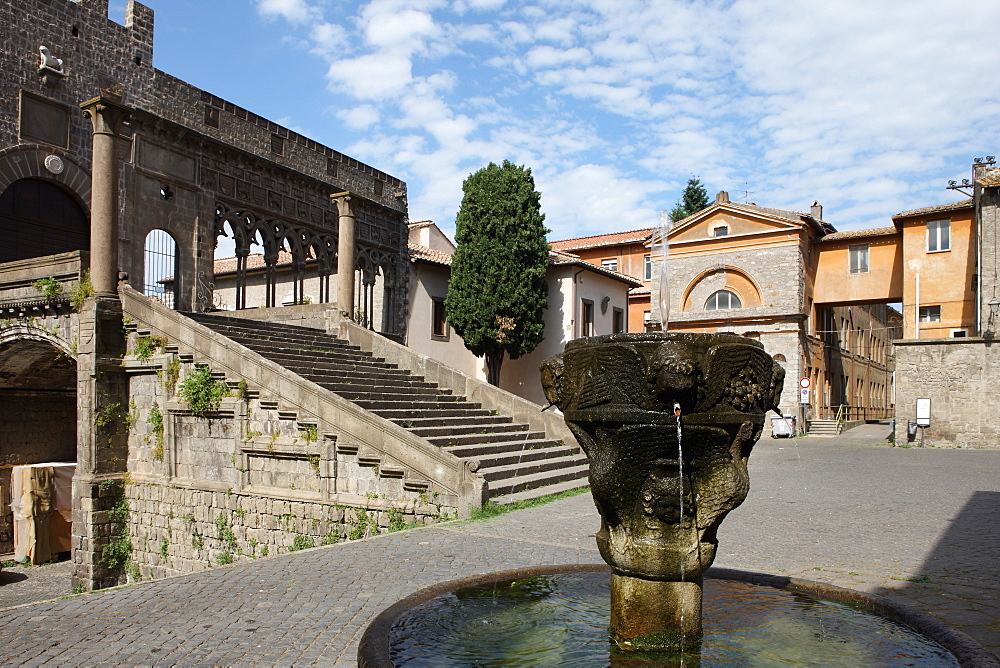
[332, 194, 356, 319]
[80, 96, 131, 297]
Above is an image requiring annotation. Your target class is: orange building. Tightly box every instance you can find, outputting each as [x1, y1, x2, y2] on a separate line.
[549, 227, 655, 333]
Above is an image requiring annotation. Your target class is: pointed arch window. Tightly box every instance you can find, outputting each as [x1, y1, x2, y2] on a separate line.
[705, 289, 741, 311]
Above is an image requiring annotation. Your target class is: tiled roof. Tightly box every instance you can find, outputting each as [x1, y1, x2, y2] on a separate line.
[408, 244, 453, 266]
[549, 227, 655, 251]
[894, 199, 973, 219]
[819, 226, 898, 242]
[977, 169, 1000, 187]
[407, 220, 436, 229]
[629, 285, 651, 296]
[409, 243, 641, 286]
[213, 251, 299, 276]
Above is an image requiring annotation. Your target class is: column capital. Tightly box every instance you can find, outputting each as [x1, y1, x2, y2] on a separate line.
[330, 191, 354, 218]
[80, 96, 132, 136]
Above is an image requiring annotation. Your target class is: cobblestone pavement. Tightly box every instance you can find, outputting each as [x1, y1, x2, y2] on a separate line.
[0, 427, 997, 665]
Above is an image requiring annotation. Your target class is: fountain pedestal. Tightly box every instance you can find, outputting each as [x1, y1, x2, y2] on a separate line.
[541, 333, 784, 650]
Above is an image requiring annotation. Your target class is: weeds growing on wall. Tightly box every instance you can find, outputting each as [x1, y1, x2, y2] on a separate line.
[178, 364, 229, 416]
[68, 270, 94, 311]
[99, 481, 136, 580]
[289, 534, 314, 552]
[133, 335, 167, 362]
[94, 397, 136, 446]
[147, 404, 164, 460]
[33, 277, 63, 301]
[159, 355, 181, 396]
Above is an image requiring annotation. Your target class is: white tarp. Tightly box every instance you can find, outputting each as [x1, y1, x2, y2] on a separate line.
[9, 463, 75, 564]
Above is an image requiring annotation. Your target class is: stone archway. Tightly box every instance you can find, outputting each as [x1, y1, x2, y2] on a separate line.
[0, 329, 77, 559]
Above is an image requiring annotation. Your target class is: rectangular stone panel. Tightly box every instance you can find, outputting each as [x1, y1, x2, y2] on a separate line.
[18, 91, 70, 149]
[135, 137, 197, 184]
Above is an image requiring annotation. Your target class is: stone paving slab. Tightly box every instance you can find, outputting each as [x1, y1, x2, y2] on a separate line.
[0, 431, 997, 664]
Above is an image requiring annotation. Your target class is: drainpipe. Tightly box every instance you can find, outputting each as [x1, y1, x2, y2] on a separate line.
[914, 273, 920, 339]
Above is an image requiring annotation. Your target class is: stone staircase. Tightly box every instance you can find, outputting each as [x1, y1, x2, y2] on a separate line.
[807, 419, 841, 437]
[184, 312, 589, 504]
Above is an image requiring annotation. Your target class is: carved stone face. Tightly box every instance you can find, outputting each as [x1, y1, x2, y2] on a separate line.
[540, 333, 784, 581]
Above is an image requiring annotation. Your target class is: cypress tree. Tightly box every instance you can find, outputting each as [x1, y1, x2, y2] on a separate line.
[446, 161, 550, 386]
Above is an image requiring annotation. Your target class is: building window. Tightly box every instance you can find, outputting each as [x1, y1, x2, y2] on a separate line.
[849, 244, 869, 274]
[613, 307, 625, 334]
[952, 329, 967, 338]
[713, 225, 729, 237]
[705, 289, 742, 310]
[643, 254, 652, 280]
[601, 258, 618, 272]
[918, 305, 941, 323]
[927, 219, 950, 252]
[582, 299, 595, 337]
[431, 297, 448, 340]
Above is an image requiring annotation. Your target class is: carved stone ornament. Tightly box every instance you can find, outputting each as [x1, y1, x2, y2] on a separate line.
[38, 45, 65, 87]
[541, 332, 784, 649]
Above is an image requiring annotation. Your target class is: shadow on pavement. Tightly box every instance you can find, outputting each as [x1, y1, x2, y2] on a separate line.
[0, 571, 28, 586]
[873, 490, 1000, 658]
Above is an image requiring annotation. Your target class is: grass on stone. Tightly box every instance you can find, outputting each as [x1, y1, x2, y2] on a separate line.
[469, 486, 589, 521]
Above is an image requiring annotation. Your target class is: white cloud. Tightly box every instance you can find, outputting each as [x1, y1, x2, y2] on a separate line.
[337, 105, 381, 130]
[245, 0, 1000, 236]
[256, 0, 317, 23]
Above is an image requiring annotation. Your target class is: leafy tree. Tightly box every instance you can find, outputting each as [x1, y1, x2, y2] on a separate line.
[669, 177, 710, 222]
[446, 161, 550, 386]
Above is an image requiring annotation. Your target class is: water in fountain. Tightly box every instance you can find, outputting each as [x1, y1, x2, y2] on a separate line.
[658, 215, 670, 330]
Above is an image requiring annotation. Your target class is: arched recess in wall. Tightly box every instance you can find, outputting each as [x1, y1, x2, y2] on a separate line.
[0, 325, 77, 558]
[681, 266, 763, 312]
[0, 148, 91, 264]
[143, 229, 178, 309]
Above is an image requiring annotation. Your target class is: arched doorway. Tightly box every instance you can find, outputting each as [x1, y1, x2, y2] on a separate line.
[0, 335, 77, 560]
[143, 229, 178, 308]
[0, 178, 88, 263]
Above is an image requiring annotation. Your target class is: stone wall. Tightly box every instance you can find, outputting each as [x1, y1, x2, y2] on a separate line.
[893, 337, 1000, 448]
[120, 348, 452, 580]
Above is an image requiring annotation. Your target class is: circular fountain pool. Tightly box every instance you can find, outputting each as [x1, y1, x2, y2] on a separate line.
[359, 565, 990, 666]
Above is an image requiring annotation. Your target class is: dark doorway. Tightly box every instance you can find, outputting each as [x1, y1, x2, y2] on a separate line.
[0, 178, 88, 263]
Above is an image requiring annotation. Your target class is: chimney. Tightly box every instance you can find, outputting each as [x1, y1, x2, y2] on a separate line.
[715, 190, 729, 204]
[811, 201, 823, 220]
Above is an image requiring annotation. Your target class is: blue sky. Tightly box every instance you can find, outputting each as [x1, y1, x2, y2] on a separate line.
[122, 0, 1000, 242]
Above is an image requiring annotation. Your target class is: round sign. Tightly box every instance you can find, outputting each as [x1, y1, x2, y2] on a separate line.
[799, 377, 811, 389]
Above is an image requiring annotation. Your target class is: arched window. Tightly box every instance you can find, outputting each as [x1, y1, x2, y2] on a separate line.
[705, 289, 741, 310]
[143, 229, 178, 309]
[0, 178, 88, 263]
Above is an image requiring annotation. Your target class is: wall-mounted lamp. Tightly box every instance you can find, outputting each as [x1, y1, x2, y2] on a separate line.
[159, 184, 173, 200]
[989, 296, 999, 317]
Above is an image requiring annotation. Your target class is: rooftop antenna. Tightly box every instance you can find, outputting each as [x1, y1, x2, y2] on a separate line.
[740, 182, 755, 203]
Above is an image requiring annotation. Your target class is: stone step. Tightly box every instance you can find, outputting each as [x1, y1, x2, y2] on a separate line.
[425, 430, 546, 448]
[355, 399, 483, 412]
[407, 422, 526, 438]
[486, 464, 591, 498]
[378, 407, 495, 420]
[456, 444, 581, 469]
[186, 311, 587, 506]
[477, 454, 589, 483]
[391, 415, 513, 429]
[489, 478, 590, 506]
[443, 439, 567, 460]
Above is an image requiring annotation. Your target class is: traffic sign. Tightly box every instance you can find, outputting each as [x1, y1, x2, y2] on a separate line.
[799, 377, 811, 389]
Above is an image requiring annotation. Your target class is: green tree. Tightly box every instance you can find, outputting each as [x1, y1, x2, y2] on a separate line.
[446, 161, 550, 386]
[669, 177, 710, 222]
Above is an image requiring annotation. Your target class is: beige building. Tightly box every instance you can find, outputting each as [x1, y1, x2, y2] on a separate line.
[407, 222, 640, 404]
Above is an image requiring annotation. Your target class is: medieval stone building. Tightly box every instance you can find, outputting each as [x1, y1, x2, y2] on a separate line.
[0, 0, 582, 589]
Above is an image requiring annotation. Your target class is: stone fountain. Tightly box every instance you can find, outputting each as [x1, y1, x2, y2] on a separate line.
[358, 332, 990, 665]
[539, 332, 784, 651]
